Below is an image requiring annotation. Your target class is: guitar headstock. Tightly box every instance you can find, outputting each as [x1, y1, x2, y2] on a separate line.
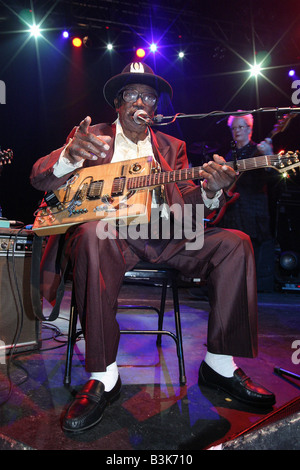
[0, 149, 13, 165]
[271, 112, 297, 138]
[271, 150, 300, 175]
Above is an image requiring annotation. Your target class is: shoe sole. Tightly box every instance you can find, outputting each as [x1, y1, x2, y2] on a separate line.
[198, 374, 275, 408]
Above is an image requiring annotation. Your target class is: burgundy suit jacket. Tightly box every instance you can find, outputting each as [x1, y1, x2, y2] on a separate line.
[30, 122, 225, 301]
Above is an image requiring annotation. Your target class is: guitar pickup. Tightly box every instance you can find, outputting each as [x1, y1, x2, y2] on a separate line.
[111, 176, 126, 196]
[44, 191, 61, 207]
[87, 180, 104, 199]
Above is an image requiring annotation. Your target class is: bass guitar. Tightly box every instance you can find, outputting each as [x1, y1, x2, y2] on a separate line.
[206, 112, 297, 226]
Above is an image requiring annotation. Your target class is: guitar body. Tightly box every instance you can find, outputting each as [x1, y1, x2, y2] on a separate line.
[32, 156, 153, 235]
[206, 191, 240, 226]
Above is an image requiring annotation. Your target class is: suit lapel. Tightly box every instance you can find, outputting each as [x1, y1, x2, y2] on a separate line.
[150, 128, 183, 208]
[150, 129, 171, 171]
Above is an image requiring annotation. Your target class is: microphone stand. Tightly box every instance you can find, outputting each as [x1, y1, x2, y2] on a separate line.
[153, 106, 300, 125]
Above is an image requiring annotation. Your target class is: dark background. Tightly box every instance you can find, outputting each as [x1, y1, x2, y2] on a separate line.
[0, 0, 300, 230]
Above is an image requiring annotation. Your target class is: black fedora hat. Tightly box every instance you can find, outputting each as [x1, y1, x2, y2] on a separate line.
[103, 62, 173, 108]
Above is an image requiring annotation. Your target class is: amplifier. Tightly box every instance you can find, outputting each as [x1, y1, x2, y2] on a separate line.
[0, 229, 41, 356]
[276, 201, 300, 252]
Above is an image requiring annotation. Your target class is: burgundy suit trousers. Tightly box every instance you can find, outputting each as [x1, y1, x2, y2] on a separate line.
[65, 220, 258, 372]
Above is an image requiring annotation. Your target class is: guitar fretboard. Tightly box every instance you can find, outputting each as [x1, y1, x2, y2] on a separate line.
[126, 154, 282, 190]
[127, 166, 203, 190]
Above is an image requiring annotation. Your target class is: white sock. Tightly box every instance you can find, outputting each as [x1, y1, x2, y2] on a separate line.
[90, 362, 119, 392]
[204, 352, 237, 378]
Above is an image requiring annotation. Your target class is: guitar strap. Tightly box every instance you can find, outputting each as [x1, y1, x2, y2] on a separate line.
[30, 234, 69, 321]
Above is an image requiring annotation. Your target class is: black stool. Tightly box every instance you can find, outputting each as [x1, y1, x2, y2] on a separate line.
[64, 262, 186, 386]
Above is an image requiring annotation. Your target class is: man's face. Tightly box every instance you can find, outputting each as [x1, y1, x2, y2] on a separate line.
[115, 83, 157, 134]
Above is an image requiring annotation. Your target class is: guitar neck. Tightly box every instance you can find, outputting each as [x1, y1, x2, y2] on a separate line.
[127, 165, 203, 190]
[226, 154, 274, 172]
[126, 154, 275, 190]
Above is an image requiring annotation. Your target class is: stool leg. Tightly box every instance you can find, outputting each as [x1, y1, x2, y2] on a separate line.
[64, 291, 78, 386]
[171, 276, 186, 385]
[156, 279, 168, 347]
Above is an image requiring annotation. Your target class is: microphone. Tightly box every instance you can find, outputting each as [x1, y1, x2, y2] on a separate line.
[133, 110, 153, 125]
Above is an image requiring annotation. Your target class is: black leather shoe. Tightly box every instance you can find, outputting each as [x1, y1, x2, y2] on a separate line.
[62, 376, 121, 433]
[198, 361, 275, 408]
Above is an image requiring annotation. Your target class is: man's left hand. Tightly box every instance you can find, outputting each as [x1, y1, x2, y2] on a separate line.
[201, 154, 237, 198]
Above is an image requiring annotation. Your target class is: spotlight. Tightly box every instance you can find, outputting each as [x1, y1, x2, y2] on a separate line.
[136, 48, 146, 59]
[280, 251, 299, 271]
[178, 51, 185, 59]
[72, 37, 82, 48]
[150, 43, 157, 53]
[289, 69, 296, 77]
[107, 43, 113, 51]
[29, 24, 41, 37]
[250, 63, 261, 76]
[83, 36, 93, 48]
[62, 31, 69, 39]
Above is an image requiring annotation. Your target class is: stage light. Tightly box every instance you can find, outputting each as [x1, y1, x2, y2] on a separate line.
[72, 37, 82, 48]
[289, 69, 296, 77]
[62, 31, 69, 39]
[29, 23, 41, 37]
[178, 51, 185, 59]
[280, 251, 299, 271]
[250, 63, 262, 76]
[136, 48, 146, 58]
[150, 43, 157, 53]
[107, 43, 113, 51]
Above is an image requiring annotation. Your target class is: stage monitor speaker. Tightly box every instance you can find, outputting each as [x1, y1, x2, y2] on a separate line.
[0, 229, 41, 356]
[276, 201, 300, 252]
[275, 201, 300, 289]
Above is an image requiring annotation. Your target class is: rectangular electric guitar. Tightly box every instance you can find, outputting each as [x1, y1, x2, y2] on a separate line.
[32, 151, 300, 236]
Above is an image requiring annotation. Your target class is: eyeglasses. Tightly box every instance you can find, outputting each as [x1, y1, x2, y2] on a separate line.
[122, 89, 157, 106]
[231, 125, 248, 131]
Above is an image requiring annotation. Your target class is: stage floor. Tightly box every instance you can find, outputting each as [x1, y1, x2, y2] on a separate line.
[0, 282, 300, 452]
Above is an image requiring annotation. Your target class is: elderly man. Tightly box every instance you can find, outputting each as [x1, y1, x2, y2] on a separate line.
[30, 63, 275, 433]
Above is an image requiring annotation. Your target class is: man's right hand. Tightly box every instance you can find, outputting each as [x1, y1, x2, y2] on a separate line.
[65, 116, 112, 164]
